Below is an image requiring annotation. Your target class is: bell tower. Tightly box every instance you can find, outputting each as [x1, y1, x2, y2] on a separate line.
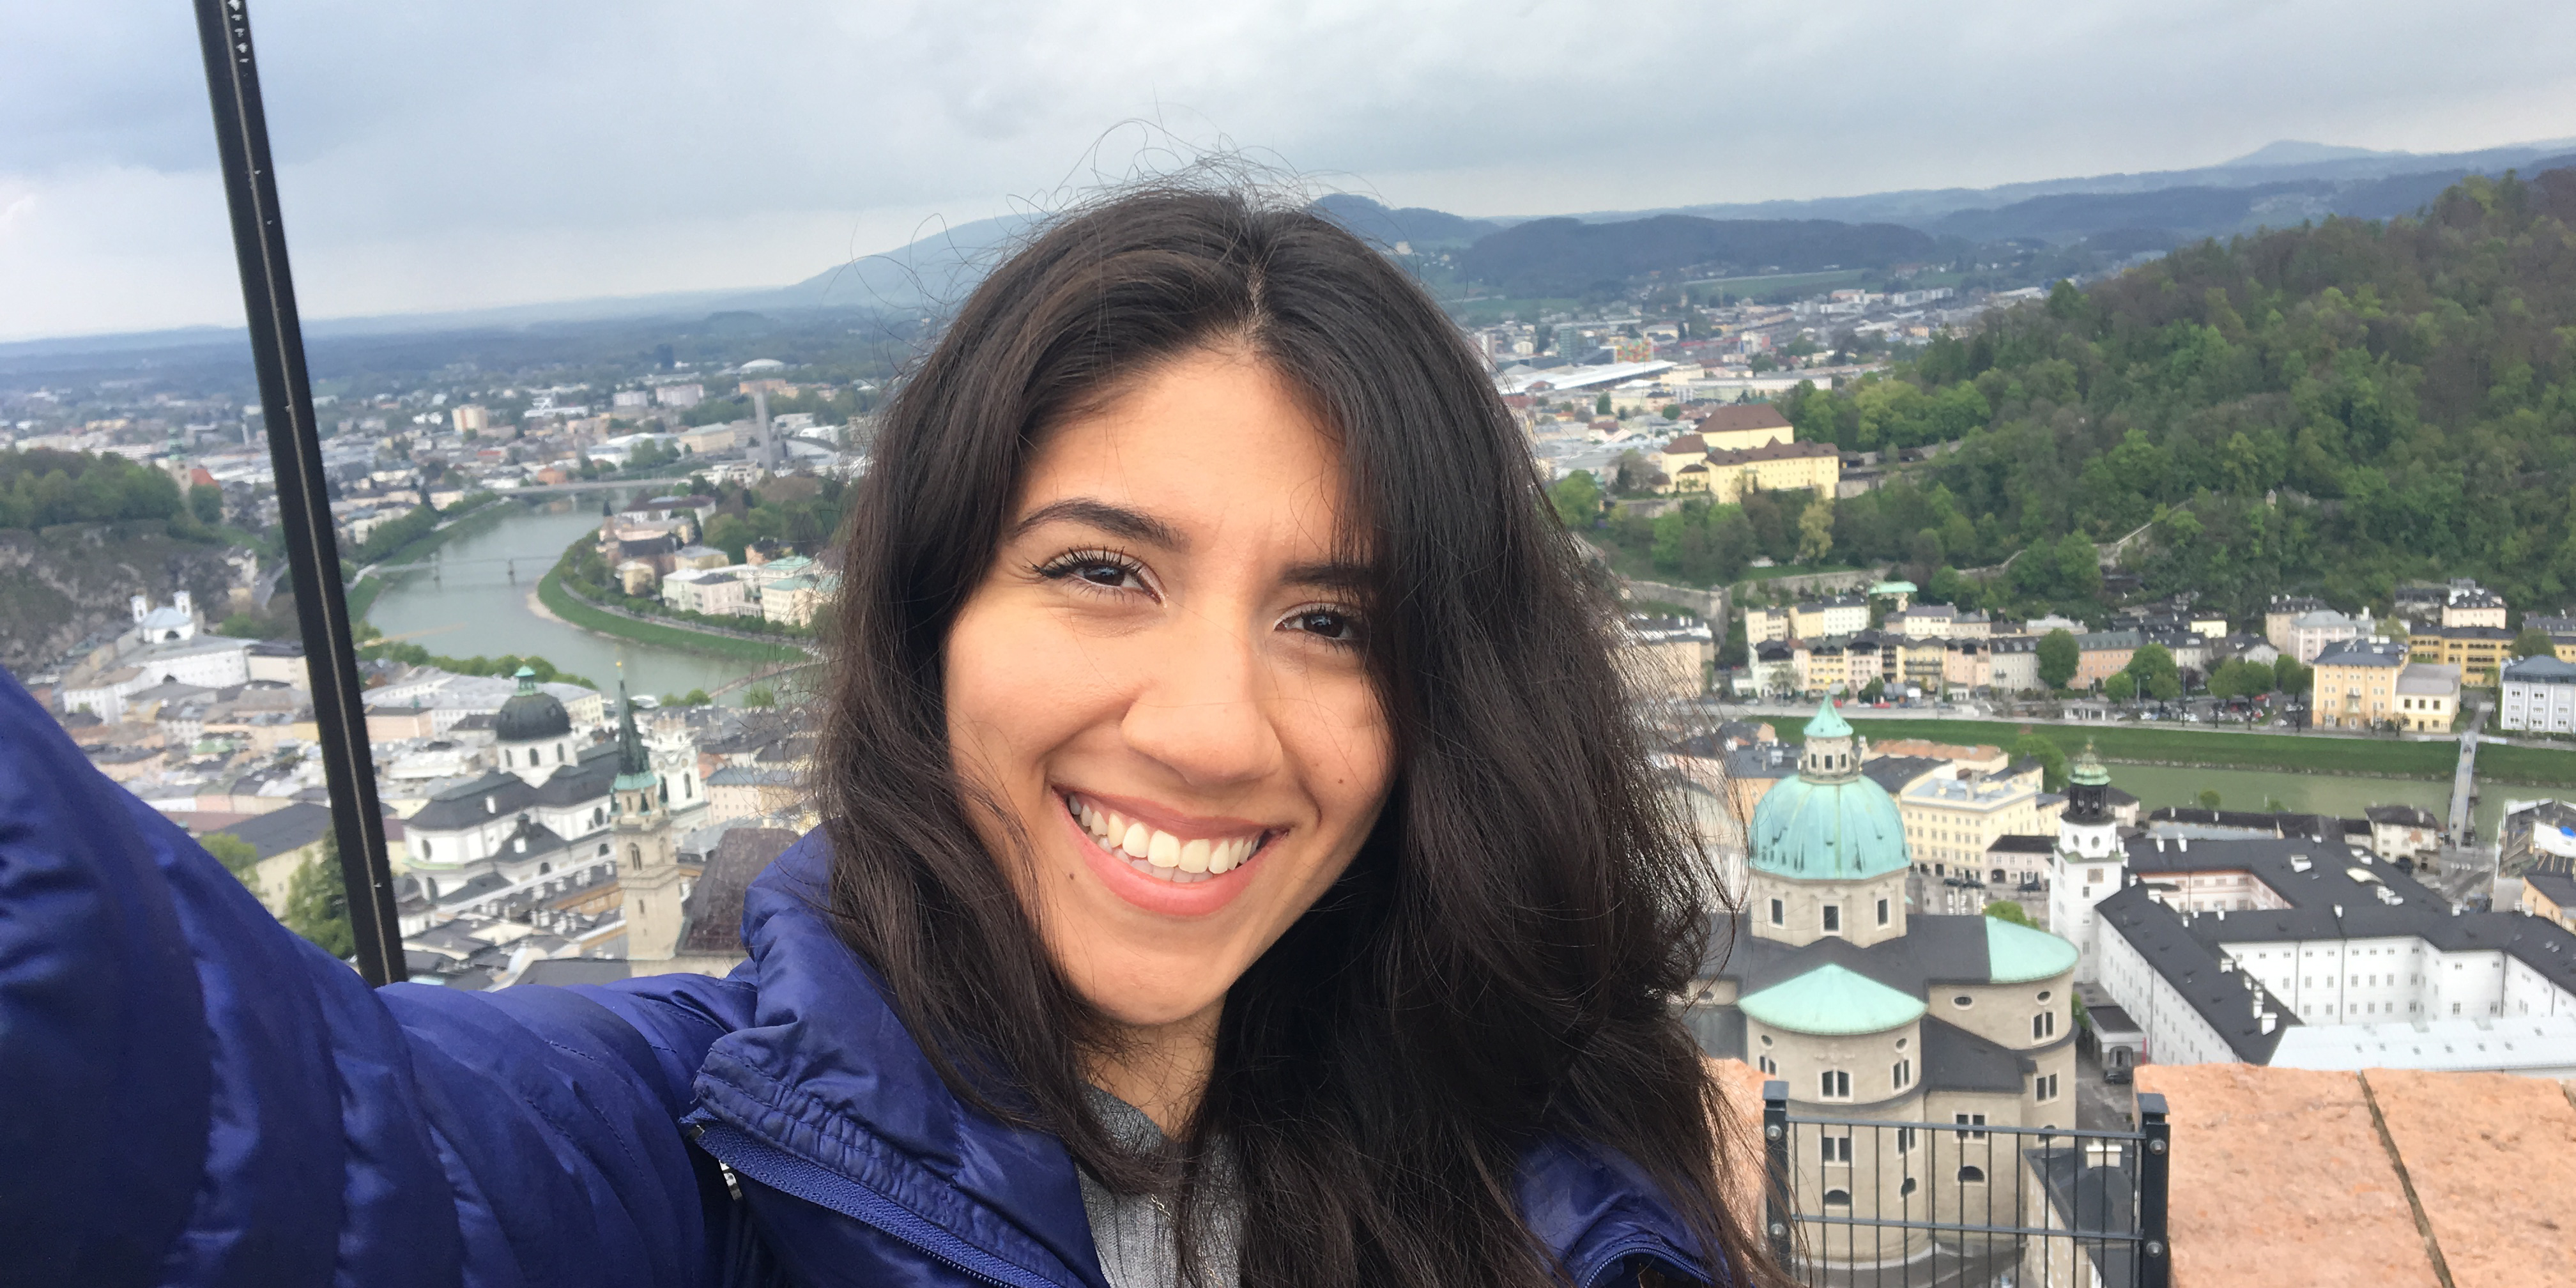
[611, 681, 687, 963]
[2050, 741, 2127, 983]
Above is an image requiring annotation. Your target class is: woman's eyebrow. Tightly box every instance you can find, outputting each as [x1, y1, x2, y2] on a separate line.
[1008, 498, 1183, 549]
[1282, 560, 1374, 593]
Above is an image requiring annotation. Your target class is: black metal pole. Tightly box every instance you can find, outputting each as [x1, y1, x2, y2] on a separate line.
[2135, 1091, 2170, 1288]
[193, 0, 405, 985]
[1761, 1078, 1795, 1274]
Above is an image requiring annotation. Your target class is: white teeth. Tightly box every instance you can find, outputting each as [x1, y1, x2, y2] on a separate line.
[1068, 795, 1267, 884]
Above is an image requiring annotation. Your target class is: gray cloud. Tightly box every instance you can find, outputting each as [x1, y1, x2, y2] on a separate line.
[4, 0, 2575, 338]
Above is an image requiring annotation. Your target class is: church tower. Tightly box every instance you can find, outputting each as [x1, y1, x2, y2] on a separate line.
[1744, 699, 1912, 949]
[611, 682, 687, 963]
[2050, 742, 2126, 983]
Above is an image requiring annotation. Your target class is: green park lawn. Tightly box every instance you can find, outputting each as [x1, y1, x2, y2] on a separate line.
[1759, 714, 2576, 786]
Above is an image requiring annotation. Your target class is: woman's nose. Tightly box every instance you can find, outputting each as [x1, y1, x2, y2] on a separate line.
[1118, 611, 1285, 788]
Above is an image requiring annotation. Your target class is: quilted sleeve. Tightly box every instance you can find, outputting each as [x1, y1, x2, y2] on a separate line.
[0, 670, 753, 1288]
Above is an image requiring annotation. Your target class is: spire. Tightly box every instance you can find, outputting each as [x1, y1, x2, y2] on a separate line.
[2070, 737, 2110, 786]
[513, 664, 538, 695]
[1806, 696, 1853, 740]
[611, 680, 657, 790]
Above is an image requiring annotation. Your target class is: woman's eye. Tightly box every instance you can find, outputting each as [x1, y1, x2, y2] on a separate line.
[1284, 608, 1362, 643]
[1075, 562, 1133, 588]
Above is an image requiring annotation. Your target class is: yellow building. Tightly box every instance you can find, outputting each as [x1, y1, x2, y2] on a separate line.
[1655, 404, 1839, 502]
[2408, 624, 2513, 686]
[2313, 639, 2415, 728]
[1895, 768, 2053, 878]
[1698, 440, 1841, 503]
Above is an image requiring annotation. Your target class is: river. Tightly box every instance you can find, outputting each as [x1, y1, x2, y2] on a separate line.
[2099, 763, 2526, 840]
[362, 491, 766, 700]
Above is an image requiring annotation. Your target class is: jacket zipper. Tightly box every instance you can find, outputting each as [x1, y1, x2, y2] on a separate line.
[690, 1121, 1075, 1288]
[1579, 1235, 1705, 1287]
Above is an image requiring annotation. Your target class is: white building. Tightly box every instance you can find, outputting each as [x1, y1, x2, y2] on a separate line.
[2499, 655, 2576, 733]
[2065, 793, 2576, 1077]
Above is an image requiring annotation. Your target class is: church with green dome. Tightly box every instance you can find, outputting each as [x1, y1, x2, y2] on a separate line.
[1687, 700, 2082, 1263]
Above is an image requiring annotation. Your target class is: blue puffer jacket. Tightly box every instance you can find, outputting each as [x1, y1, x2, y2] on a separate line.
[0, 670, 1711, 1288]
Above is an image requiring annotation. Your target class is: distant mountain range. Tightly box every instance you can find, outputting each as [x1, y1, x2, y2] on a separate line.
[13, 135, 2574, 355]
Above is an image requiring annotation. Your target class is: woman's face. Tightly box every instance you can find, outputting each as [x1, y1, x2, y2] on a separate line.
[945, 348, 1396, 1034]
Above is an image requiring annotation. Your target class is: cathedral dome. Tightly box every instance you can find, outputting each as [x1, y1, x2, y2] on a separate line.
[1749, 699, 1910, 881]
[494, 667, 572, 742]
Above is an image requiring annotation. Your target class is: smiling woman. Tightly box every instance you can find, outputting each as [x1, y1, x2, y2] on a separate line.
[812, 188, 1784, 1288]
[0, 185, 1781, 1288]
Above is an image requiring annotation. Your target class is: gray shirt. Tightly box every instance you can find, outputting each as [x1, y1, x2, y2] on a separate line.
[1076, 1087, 1241, 1288]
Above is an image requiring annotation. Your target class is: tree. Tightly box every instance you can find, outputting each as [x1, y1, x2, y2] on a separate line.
[283, 839, 354, 960]
[202, 832, 262, 885]
[2126, 643, 2181, 702]
[2103, 672, 2137, 703]
[1611, 450, 1658, 494]
[2036, 629, 2080, 690]
[1595, 392, 1613, 417]
[1796, 497, 1836, 565]
[743, 686, 778, 709]
[2196, 788, 2222, 811]
[2274, 656, 2312, 695]
[189, 482, 225, 526]
[2011, 734, 2068, 792]
[1859, 678, 1885, 703]
[2208, 657, 2273, 700]
[1551, 471, 1604, 529]
[1984, 900, 2035, 928]
[1661, 404, 1683, 421]
[2513, 627, 2558, 659]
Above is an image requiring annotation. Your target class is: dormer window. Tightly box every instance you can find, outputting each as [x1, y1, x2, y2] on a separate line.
[1821, 905, 1842, 933]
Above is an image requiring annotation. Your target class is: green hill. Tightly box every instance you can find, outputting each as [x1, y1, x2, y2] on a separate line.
[1765, 166, 2576, 622]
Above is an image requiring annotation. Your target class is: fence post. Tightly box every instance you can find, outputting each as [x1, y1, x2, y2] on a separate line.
[2136, 1091, 2170, 1288]
[1761, 1079, 1793, 1268]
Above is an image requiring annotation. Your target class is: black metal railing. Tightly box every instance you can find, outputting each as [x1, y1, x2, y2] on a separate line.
[1759, 1081, 2168, 1288]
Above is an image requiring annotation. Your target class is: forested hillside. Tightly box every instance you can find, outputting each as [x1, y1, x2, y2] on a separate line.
[1763, 167, 2576, 620]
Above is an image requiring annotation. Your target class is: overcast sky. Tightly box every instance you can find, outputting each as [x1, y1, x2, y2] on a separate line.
[4, 0, 2573, 340]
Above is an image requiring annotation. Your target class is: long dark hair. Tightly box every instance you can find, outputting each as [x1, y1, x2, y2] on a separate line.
[815, 183, 1779, 1288]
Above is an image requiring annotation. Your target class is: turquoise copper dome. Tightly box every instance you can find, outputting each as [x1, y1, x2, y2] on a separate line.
[1749, 699, 1910, 880]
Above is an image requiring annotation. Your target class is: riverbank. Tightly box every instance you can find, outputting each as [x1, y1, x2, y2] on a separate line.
[1756, 714, 2576, 787]
[344, 493, 515, 623]
[535, 566, 808, 664]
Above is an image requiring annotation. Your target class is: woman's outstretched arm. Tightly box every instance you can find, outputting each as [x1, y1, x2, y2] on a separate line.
[0, 673, 753, 1288]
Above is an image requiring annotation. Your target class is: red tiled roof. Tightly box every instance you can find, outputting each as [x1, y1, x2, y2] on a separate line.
[1692, 404, 1793, 434]
[1703, 440, 1838, 466]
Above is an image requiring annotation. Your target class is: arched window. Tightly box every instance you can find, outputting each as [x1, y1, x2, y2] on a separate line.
[1900, 1177, 1918, 1196]
[1957, 1166, 1986, 1183]
[628, 843, 642, 867]
[1821, 1189, 1851, 1207]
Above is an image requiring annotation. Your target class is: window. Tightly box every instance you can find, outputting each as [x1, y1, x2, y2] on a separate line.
[1877, 898, 1890, 926]
[1892, 1059, 1913, 1089]
[1821, 1135, 1851, 1166]
[2037, 1073, 2060, 1101]
[1768, 898, 1784, 926]
[1952, 994, 1974, 1009]
[1954, 1113, 1986, 1140]
[2032, 1012, 2057, 1041]
[1822, 1188, 1852, 1206]
[1900, 1177, 1918, 1196]
[1958, 1166, 1986, 1184]
[1822, 905, 1842, 933]
[1820, 1070, 1851, 1100]
[1894, 1126, 1915, 1154]
[1757, 1055, 1777, 1075]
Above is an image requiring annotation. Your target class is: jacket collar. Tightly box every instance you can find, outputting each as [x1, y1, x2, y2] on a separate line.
[687, 832, 1708, 1287]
